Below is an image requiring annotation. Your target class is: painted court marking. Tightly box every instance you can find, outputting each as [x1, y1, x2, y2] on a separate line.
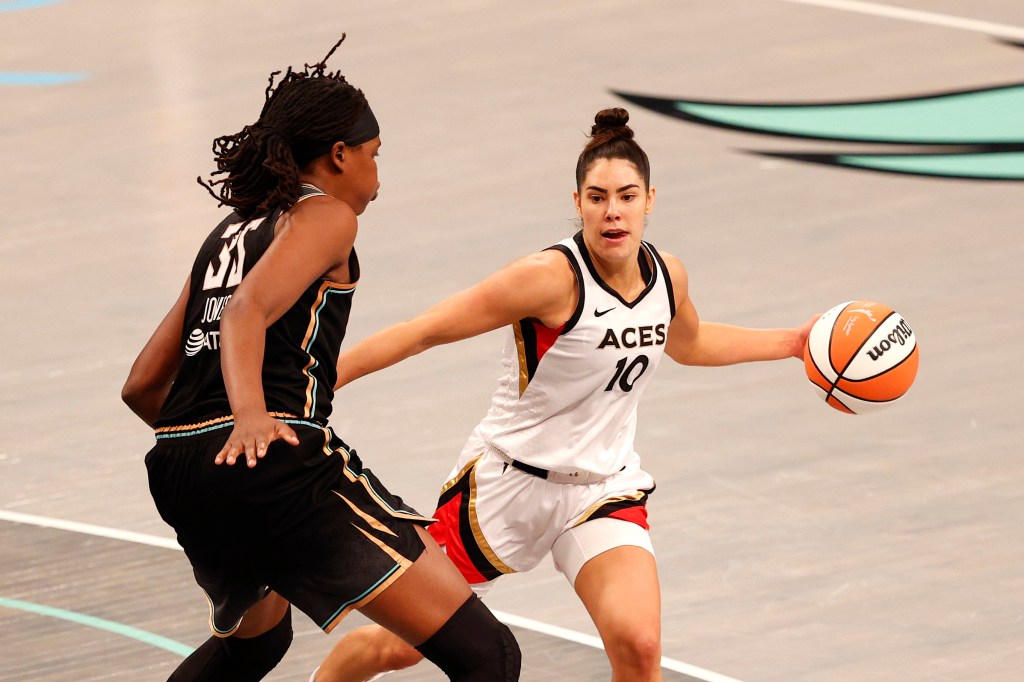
[0, 72, 86, 85]
[780, 0, 1024, 41]
[0, 509, 741, 681]
[0, 597, 194, 657]
[0, 0, 65, 11]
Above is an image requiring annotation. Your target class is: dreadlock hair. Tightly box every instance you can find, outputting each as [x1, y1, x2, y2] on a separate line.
[574, 107, 651, 191]
[197, 35, 369, 220]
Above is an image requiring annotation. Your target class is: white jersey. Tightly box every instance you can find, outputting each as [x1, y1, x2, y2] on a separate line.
[467, 231, 676, 478]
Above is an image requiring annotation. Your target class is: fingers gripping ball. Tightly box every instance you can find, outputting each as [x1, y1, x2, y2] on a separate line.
[804, 300, 919, 414]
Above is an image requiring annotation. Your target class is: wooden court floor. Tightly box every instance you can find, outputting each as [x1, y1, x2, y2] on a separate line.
[2, 1, 1023, 680]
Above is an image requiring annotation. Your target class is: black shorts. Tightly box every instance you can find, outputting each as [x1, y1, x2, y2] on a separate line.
[146, 419, 432, 636]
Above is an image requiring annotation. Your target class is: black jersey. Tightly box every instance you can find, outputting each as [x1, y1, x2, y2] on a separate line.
[155, 184, 357, 429]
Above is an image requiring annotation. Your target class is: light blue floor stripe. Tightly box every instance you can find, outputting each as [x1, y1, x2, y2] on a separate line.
[0, 596, 195, 657]
[0, 72, 87, 85]
[0, 0, 66, 11]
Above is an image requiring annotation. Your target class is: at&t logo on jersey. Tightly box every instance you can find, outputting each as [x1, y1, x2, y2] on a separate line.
[184, 294, 231, 357]
[184, 329, 220, 357]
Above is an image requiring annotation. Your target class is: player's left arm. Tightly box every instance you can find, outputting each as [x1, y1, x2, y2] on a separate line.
[661, 253, 814, 366]
[122, 276, 190, 426]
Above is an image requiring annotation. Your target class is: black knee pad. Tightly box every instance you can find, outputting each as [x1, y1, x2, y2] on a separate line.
[415, 595, 521, 681]
[168, 608, 292, 682]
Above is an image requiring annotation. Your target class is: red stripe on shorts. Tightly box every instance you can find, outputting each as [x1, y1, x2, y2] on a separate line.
[606, 504, 650, 531]
[430, 494, 490, 585]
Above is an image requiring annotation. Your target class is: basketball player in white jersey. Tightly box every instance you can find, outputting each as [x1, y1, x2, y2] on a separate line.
[312, 108, 816, 681]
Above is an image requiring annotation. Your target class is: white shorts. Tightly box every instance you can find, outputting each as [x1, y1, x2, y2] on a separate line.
[428, 447, 656, 592]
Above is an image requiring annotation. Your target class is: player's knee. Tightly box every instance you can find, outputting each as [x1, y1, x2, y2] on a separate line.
[606, 625, 661, 676]
[380, 635, 425, 670]
[168, 609, 292, 682]
[350, 624, 423, 672]
[415, 595, 520, 681]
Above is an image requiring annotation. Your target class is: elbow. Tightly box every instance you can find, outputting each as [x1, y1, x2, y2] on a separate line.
[122, 370, 170, 425]
[121, 375, 148, 413]
[666, 344, 699, 367]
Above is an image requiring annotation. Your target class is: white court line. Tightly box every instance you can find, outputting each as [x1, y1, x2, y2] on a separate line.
[493, 610, 745, 682]
[0, 509, 182, 550]
[780, 0, 1024, 41]
[0, 509, 743, 682]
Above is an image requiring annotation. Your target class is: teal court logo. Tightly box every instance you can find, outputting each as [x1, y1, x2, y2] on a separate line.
[615, 44, 1024, 181]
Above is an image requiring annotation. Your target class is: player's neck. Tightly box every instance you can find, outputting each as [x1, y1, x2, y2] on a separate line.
[591, 255, 644, 300]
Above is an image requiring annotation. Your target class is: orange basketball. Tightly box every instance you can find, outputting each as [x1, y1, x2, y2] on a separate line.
[804, 300, 919, 414]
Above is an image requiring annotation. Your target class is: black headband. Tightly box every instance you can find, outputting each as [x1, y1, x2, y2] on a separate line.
[290, 104, 380, 165]
[342, 104, 379, 146]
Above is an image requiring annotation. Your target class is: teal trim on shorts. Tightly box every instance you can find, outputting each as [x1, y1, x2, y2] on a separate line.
[319, 562, 401, 630]
[155, 417, 324, 440]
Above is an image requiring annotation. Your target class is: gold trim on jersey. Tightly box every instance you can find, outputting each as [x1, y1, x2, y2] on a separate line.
[154, 412, 298, 435]
[438, 455, 480, 497]
[574, 491, 647, 527]
[301, 281, 357, 417]
[513, 321, 529, 396]
[297, 183, 327, 202]
[205, 590, 242, 638]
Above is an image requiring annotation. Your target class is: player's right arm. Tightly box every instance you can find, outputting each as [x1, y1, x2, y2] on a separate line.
[334, 250, 576, 389]
[122, 277, 190, 427]
[215, 198, 356, 467]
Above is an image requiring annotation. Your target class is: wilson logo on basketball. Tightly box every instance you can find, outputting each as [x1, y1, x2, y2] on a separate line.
[867, 319, 914, 362]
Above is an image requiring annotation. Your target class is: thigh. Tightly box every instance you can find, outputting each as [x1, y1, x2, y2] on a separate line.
[573, 543, 661, 645]
[552, 516, 654, 588]
[234, 591, 290, 638]
[262, 427, 438, 633]
[358, 525, 474, 646]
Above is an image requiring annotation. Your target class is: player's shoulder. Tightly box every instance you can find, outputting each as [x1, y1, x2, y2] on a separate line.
[484, 248, 576, 303]
[289, 192, 357, 223]
[280, 193, 358, 242]
[516, 248, 577, 283]
[651, 249, 689, 295]
[655, 248, 679, 266]
[653, 249, 685, 273]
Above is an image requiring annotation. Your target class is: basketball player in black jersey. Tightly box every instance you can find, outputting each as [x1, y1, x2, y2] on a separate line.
[122, 37, 519, 682]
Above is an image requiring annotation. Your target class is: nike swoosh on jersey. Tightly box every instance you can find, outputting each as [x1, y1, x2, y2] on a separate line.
[595, 307, 616, 317]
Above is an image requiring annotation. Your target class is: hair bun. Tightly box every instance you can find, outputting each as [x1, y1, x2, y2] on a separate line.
[591, 107, 633, 139]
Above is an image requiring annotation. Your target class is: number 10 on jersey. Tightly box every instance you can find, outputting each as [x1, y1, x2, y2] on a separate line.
[605, 355, 650, 392]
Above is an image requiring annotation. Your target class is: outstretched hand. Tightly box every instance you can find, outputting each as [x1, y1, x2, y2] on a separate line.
[214, 413, 301, 468]
[791, 314, 820, 359]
